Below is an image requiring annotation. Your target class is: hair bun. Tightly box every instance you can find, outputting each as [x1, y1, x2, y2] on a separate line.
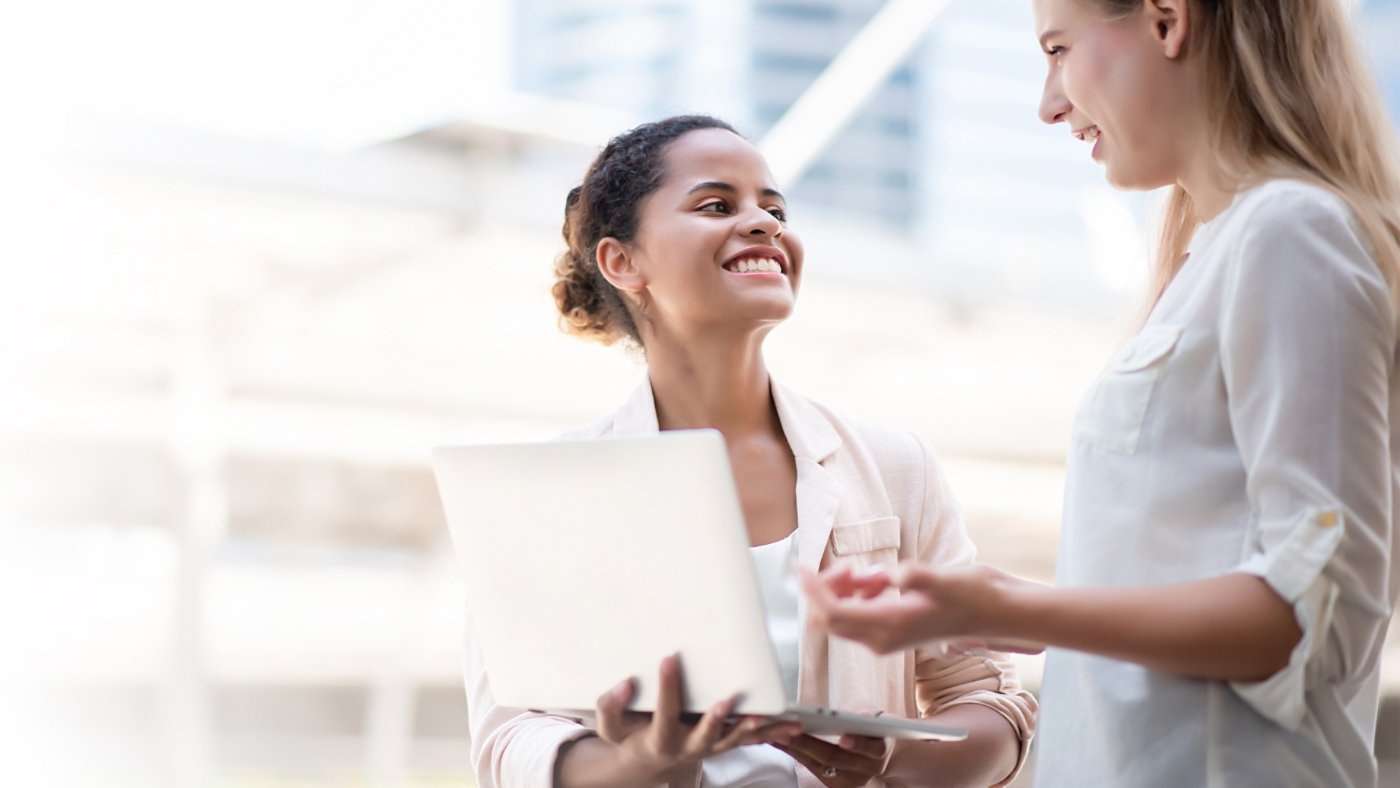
[551, 248, 625, 345]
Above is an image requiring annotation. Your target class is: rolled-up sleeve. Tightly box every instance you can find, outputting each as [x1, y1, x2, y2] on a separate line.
[1218, 186, 1396, 729]
[464, 608, 594, 787]
[911, 436, 1038, 784]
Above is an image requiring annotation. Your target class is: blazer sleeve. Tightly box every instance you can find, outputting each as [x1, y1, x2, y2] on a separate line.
[908, 435, 1038, 787]
[463, 603, 596, 788]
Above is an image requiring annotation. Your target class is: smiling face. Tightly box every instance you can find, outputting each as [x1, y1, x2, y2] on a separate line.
[1034, 0, 1200, 191]
[608, 127, 803, 340]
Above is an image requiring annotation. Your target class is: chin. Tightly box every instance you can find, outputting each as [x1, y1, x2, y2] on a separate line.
[741, 299, 797, 326]
[1104, 166, 1137, 191]
[1104, 161, 1172, 193]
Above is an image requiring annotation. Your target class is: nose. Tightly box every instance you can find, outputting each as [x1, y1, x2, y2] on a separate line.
[740, 204, 782, 237]
[1039, 69, 1071, 126]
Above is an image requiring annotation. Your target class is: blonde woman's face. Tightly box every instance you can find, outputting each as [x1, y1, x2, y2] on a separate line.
[626, 128, 803, 338]
[1033, 0, 1194, 191]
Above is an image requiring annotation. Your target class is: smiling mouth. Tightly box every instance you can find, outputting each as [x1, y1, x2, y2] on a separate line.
[722, 255, 786, 275]
[1075, 126, 1102, 143]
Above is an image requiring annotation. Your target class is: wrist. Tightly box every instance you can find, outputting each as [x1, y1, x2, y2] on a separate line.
[986, 570, 1045, 641]
[612, 741, 674, 787]
[557, 736, 663, 788]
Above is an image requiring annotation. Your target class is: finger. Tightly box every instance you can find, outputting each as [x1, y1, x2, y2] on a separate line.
[785, 734, 874, 772]
[799, 567, 839, 614]
[718, 713, 766, 738]
[649, 654, 684, 752]
[823, 597, 930, 654]
[822, 564, 882, 597]
[739, 721, 803, 748]
[836, 733, 888, 759]
[684, 695, 735, 755]
[891, 563, 942, 594]
[781, 733, 842, 763]
[844, 565, 896, 599]
[713, 715, 759, 751]
[594, 678, 634, 744]
[806, 569, 898, 635]
[836, 709, 888, 758]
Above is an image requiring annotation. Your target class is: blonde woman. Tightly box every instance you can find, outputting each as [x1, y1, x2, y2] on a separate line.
[806, 1, 1400, 785]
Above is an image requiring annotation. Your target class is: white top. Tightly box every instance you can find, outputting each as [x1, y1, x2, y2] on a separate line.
[702, 530, 802, 787]
[1036, 180, 1400, 787]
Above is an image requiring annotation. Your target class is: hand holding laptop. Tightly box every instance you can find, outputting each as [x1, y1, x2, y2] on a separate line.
[557, 653, 804, 785]
[773, 723, 890, 788]
[578, 653, 893, 788]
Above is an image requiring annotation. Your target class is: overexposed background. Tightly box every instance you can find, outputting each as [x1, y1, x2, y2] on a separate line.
[4, 1, 1399, 785]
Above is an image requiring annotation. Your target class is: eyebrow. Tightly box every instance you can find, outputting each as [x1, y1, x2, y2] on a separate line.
[1038, 30, 1063, 48]
[687, 180, 785, 201]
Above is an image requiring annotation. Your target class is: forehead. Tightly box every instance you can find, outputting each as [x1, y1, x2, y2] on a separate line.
[1033, 0, 1087, 29]
[659, 128, 777, 189]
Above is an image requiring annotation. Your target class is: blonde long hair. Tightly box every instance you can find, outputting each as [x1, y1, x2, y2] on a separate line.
[1095, 0, 1400, 308]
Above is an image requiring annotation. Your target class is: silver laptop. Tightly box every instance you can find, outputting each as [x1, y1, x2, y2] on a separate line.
[432, 429, 966, 742]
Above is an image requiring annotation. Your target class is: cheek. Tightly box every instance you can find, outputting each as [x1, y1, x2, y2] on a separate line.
[1062, 41, 1114, 118]
[638, 216, 708, 266]
[775, 230, 802, 274]
[1086, 32, 1164, 130]
[785, 233, 804, 268]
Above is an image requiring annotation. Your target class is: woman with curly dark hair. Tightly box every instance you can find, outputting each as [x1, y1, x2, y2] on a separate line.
[462, 115, 1037, 788]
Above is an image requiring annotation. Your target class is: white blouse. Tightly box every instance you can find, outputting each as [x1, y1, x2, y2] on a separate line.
[702, 530, 802, 787]
[1036, 180, 1400, 786]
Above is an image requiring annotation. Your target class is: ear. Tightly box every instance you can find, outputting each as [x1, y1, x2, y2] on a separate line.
[1147, 0, 1190, 60]
[596, 237, 646, 293]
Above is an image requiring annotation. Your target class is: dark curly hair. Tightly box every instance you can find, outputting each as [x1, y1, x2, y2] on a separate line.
[552, 114, 740, 346]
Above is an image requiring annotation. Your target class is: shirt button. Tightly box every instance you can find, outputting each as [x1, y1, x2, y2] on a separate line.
[1316, 510, 1339, 528]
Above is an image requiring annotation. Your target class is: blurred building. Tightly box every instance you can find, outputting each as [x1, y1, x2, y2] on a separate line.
[516, 0, 920, 225]
[514, 0, 1128, 307]
[1361, 0, 1400, 117]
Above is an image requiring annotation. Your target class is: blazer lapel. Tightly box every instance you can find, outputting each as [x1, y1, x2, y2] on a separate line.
[608, 379, 842, 570]
[771, 384, 843, 571]
[610, 380, 661, 437]
[795, 458, 841, 571]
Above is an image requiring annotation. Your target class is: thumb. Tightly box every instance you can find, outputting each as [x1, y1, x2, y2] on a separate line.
[891, 563, 941, 594]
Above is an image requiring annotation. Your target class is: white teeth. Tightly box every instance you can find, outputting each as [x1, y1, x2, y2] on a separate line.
[728, 258, 783, 274]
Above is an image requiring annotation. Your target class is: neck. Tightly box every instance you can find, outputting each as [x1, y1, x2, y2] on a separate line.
[1177, 128, 1244, 222]
[643, 329, 780, 438]
[1180, 173, 1239, 223]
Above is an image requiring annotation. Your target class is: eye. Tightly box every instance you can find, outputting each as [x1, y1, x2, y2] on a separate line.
[698, 200, 731, 214]
[1045, 45, 1065, 57]
[767, 206, 788, 222]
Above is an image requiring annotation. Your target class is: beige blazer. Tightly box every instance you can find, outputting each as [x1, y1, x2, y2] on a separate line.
[464, 381, 1037, 787]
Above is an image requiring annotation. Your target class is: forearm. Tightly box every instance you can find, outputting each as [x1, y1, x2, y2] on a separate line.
[556, 736, 662, 788]
[883, 705, 1018, 787]
[1001, 572, 1300, 681]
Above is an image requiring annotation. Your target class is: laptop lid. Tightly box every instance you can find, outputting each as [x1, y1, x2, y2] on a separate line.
[433, 430, 790, 715]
